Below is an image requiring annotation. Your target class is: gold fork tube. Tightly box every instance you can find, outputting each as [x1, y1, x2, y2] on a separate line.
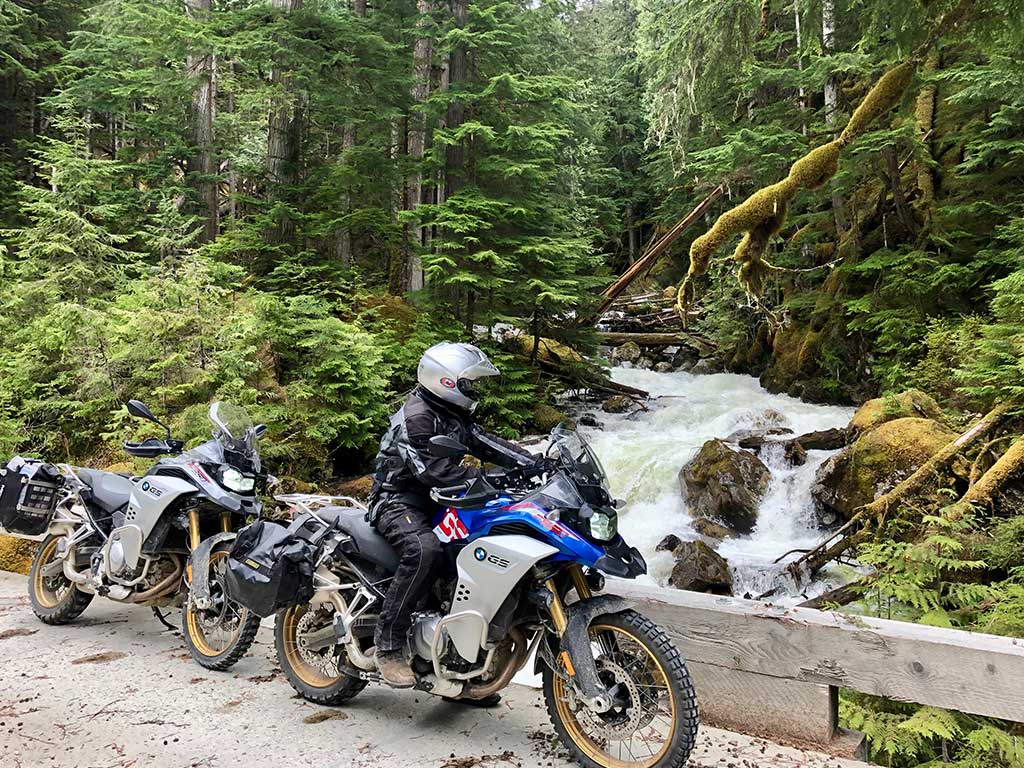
[220, 511, 231, 534]
[544, 579, 569, 634]
[568, 564, 593, 600]
[187, 509, 201, 551]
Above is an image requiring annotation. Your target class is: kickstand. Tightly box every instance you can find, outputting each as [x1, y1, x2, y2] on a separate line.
[152, 607, 179, 634]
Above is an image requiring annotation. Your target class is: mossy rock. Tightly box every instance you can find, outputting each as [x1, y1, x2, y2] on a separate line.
[850, 389, 942, 433]
[532, 403, 568, 433]
[679, 439, 770, 535]
[812, 417, 956, 525]
[667, 539, 732, 594]
[0, 534, 37, 575]
[610, 341, 642, 366]
[333, 474, 374, 500]
[601, 395, 632, 414]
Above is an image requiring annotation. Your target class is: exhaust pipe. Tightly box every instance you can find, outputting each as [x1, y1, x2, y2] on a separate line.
[462, 625, 528, 700]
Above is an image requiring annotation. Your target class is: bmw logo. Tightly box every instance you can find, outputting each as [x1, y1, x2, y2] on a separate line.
[141, 481, 150, 492]
[474, 547, 486, 561]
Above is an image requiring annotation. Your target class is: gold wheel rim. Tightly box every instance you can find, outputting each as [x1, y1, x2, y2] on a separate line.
[552, 624, 676, 768]
[185, 551, 246, 658]
[281, 604, 344, 688]
[32, 537, 69, 609]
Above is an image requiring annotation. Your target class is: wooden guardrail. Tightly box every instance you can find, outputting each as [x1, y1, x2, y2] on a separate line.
[614, 581, 1024, 758]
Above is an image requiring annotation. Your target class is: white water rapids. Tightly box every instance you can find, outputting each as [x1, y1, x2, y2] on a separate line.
[577, 368, 856, 604]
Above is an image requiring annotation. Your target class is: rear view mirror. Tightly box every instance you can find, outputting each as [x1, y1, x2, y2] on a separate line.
[253, 424, 268, 438]
[428, 435, 468, 458]
[126, 399, 157, 422]
[125, 399, 171, 438]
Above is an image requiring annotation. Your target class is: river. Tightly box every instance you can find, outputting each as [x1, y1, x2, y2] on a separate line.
[577, 367, 856, 604]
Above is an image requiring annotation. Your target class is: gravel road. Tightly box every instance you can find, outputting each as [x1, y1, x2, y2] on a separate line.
[0, 571, 869, 768]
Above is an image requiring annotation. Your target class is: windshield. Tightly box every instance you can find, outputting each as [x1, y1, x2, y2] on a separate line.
[549, 424, 608, 492]
[523, 472, 584, 510]
[208, 402, 261, 473]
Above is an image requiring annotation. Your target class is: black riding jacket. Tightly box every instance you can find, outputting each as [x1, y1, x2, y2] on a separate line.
[369, 387, 535, 516]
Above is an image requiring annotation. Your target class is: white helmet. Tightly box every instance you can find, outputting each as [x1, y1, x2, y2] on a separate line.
[418, 342, 499, 413]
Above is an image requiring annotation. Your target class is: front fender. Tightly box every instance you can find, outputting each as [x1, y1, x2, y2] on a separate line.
[535, 594, 631, 712]
[187, 531, 237, 608]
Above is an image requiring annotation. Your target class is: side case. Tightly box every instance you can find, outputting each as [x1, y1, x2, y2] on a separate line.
[0, 457, 62, 537]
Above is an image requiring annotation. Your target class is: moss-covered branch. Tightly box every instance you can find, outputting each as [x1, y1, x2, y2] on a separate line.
[674, 0, 975, 316]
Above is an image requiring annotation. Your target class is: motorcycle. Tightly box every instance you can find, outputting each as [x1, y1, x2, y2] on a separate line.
[273, 425, 699, 768]
[5, 400, 264, 670]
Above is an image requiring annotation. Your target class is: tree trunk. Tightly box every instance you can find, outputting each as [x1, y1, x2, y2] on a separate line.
[793, 0, 806, 136]
[915, 49, 940, 214]
[267, 0, 303, 245]
[445, 0, 468, 199]
[400, 0, 434, 293]
[186, 0, 218, 243]
[822, 0, 848, 239]
[334, 0, 368, 267]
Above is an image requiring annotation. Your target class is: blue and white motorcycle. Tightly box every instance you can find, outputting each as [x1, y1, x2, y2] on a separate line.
[275, 426, 698, 768]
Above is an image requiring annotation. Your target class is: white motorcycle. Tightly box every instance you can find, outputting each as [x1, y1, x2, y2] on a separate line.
[0, 401, 265, 670]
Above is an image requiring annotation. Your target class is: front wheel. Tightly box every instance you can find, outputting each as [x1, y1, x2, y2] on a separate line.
[28, 534, 93, 624]
[181, 548, 260, 671]
[543, 609, 698, 768]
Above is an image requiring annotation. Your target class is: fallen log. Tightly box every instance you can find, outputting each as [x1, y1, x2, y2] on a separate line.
[502, 333, 649, 401]
[597, 331, 717, 355]
[943, 437, 1024, 522]
[583, 185, 725, 324]
[798, 577, 874, 609]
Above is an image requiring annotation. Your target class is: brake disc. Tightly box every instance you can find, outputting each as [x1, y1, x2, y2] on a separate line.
[296, 609, 343, 677]
[572, 659, 645, 741]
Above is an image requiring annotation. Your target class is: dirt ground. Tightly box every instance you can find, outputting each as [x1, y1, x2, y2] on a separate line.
[0, 571, 869, 768]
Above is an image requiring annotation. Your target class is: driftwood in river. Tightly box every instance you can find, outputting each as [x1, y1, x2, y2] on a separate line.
[597, 331, 716, 355]
[503, 334, 649, 401]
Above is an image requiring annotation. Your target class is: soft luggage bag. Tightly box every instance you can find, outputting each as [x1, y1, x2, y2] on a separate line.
[223, 515, 325, 617]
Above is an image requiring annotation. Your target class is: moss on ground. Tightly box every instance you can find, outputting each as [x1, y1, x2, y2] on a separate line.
[0, 534, 36, 574]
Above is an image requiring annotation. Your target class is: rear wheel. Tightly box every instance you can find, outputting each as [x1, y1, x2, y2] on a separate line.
[182, 549, 260, 671]
[28, 535, 93, 625]
[275, 602, 369, 705]
[543, 610, 698, 768]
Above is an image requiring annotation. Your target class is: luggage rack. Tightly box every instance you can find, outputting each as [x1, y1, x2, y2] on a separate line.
[274, 493, 368, 520]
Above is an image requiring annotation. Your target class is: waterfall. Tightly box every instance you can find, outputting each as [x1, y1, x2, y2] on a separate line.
[578, 367, 856, 604]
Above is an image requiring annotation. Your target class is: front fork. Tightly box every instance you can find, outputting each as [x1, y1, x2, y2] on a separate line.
[543, 565, 622, 712]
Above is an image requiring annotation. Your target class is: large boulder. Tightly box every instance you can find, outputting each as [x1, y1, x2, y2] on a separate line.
[812, 417, 956, 525]
[679, 439, 771, 534]
[532, 403, 568, 433]
[667, 540, 733, 594]
[850, 390, 943, 433]
[693, 517, 735, 541]
[611, 341, 642, 366]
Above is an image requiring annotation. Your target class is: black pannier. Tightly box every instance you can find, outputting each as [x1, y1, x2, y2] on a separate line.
[0, 457, 63, 537]
[224, 514, 335, 618]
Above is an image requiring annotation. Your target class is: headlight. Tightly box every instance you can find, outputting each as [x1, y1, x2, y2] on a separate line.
[587, 510, 617, 541]
[221, 467, 255, 493]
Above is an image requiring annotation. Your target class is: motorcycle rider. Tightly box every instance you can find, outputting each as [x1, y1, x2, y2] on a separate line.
[368, 342, 538, 688]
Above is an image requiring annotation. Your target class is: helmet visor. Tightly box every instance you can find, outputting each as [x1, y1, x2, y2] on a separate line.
[457, 374, 498, 403]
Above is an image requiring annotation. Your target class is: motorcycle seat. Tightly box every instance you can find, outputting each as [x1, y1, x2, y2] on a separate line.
[76, 468, 135, 515]
[316, 506, 399, 573]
